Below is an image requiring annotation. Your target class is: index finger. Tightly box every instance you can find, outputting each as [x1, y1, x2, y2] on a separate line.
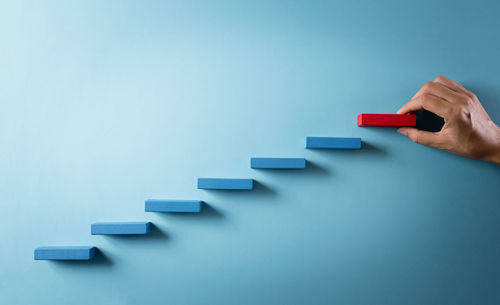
[433, 75, 474, 97]
[397, 94, 452, 119]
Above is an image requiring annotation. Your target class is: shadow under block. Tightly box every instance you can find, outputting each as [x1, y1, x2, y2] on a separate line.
[250, 157, 306, 169]
[357, 113, 416, 127]
[34, 246, 97, 260]
[91, 222, 151, 235]
[305, 137, 362, 149]
[145, 199, 202, 213]
[197, 178, 254, 190]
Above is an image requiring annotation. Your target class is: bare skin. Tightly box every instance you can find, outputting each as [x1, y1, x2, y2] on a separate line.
[397, 75, 500, 165]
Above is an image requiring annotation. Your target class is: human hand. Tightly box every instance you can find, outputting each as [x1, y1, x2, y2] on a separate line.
[397, 75, 500, 165]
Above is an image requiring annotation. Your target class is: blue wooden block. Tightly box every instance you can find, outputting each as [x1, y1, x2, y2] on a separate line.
[91, 222, 151, 235]
[197, 178, 253, 190]
[305, 137, 362, 149]
[145, 199, 202, 213]
[34, 246, 97, 260]
[250, 157, 306, 169]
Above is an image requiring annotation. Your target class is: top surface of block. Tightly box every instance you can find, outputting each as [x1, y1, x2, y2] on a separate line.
[305, 137, 362, 149]
[250, 157, 306, 169]
[91, 222, 151, 235]
[357, 113, 416, 127]
[34, 246, 97, 260]
[197, 178, 254, 190]
[36, 246, 95, 251]
[145, 199, 203, 212]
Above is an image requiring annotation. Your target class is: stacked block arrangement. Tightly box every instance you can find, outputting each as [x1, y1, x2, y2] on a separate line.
[34, 113, 406, 261]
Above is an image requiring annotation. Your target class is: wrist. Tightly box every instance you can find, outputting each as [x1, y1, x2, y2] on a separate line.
[483, 124, 500, 165]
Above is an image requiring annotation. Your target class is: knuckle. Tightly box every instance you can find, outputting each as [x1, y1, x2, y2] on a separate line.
[423, 81, 434, 90]
[456, 95, 469, 105]
[434, 75, 446, 82]
[468, 91, 477, 99]
[461, 95, 475, 106]
[467, 94, 476, 102]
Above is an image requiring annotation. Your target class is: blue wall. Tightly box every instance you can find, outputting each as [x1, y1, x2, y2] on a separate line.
[1, 1, 500, 304]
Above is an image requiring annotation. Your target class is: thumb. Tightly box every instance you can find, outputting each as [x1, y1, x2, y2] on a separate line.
[397, 127, 443, 148]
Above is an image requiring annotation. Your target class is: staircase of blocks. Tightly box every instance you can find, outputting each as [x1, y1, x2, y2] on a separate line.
[34, 114, 416, 261]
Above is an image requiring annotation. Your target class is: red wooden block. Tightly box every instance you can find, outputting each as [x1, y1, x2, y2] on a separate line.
[357, 113, 416, 127]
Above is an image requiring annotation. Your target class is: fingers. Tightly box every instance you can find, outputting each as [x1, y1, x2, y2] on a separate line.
[397, 127, 445, 148]
[397, 94, 452, 119]
[412, 81, 463, 103]
[432, 75, 474, 98]
[396, 76, 478, 153]
[433, 75, 466, 93]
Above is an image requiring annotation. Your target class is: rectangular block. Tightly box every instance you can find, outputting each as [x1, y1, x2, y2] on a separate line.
[306, 137, 362, 149]
[91, 222, 151, 235]
[197, 178, 253, 190]
[34, 246, 96, 260]
[357, 113, 416, 127]
[250, 157, 306, 169]
[145, 199, 202, 213]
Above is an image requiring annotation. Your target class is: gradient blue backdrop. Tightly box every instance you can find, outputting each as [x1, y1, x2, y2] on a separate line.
[1, 1, 500, 304]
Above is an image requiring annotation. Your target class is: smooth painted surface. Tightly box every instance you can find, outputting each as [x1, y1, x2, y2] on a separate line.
[1, 0, 500, 304]
[357, 113, 417, 127]
[197, 178, 254, 190]
[34, 246, 96, 260]
[250, 157, 306, 169]
[145, 199, 202, 213]
[91, 222, 151, 235]
[305, 137, 362, 149]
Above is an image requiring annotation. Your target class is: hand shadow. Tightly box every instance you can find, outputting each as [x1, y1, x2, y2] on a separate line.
[416, 109, 445, 132]
[50, 248, 113, 268]
[155, 202, 225, 222]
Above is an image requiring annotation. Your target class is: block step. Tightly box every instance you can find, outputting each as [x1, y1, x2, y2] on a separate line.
[306, 137, 361, 149]
[145, 199, 202, 213]
[91, 222, 151, 235]
[34, 246, 97, 260]
[198, 178, 253, 190]
[357, 113, 416, 127]
[250, 157, 306, 169]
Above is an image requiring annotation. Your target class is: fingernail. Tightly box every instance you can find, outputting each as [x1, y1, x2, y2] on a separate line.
[397, 128, 407, 135]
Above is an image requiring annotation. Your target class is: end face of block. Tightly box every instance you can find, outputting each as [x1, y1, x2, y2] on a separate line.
[34, 246, 97, 260]
[357, 113, 416, 127]
[305, 137, 361, 149]
[145, 199, 203, 213]
[250, 157, 306, 169]
[197, 178, 254, 190]
[91, 222, 151, 235]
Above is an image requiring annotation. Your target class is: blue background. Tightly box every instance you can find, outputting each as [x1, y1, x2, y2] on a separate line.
[1, 1, 500, 304]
